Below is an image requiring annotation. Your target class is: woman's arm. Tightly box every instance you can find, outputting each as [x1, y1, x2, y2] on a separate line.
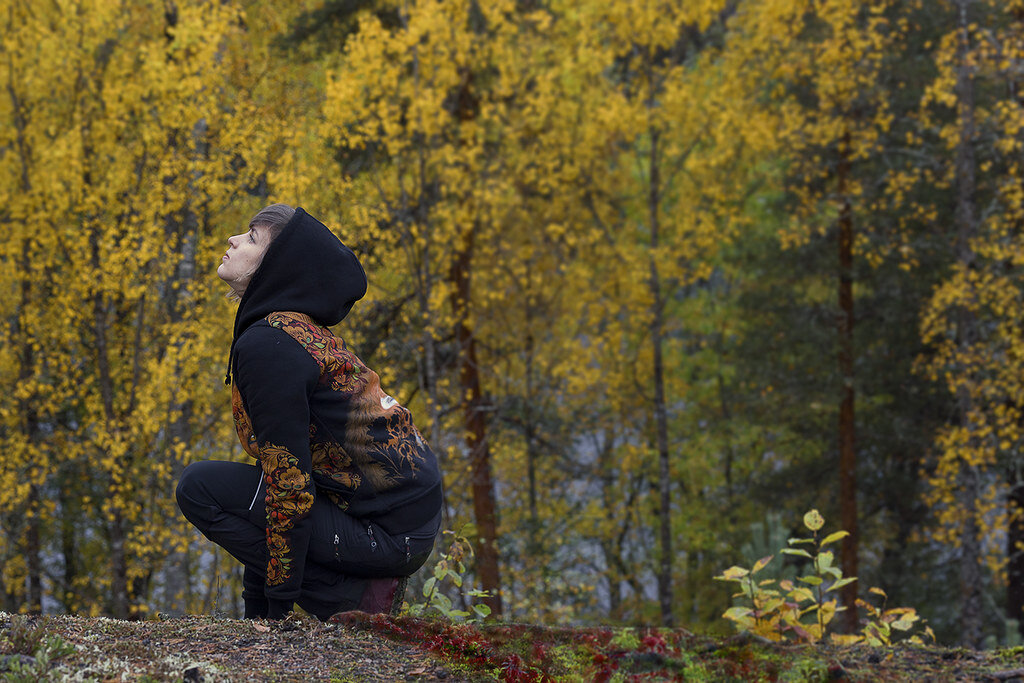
[234, 322, 320, 619]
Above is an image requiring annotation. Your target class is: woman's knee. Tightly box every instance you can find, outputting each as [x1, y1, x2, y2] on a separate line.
[175, 462, 203, 506]
[175, 461, 220, 528]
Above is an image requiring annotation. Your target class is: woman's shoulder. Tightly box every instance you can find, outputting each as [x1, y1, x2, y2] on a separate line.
[233, 320, 322, 384]
[263, 311, 339, 348]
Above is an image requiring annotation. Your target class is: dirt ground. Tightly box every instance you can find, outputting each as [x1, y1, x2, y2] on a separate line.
[2, 610, 1024, 681]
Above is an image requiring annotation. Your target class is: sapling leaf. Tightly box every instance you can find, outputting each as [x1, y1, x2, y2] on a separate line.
[886, 607, 914, 615]
[869, 586, 887, 598]
[724, 606, 754, 621]
[422, 577, 437, 596]
[826, 577, 857, 592]
[473, 604, 491, 618]
[820, 599, 838, 625]
[803, 510, 825, 531]
[821, 530, 849, 546]
[717, 566, 749, 581]
[788, 538, 815, 545]
[815, 551, 835, 571]
[798, 575, 823, 586]
[752, 555, 773, 574]
[831, 633, 864, 646]
[446, 568, 463, 586]
[789, 586, 815, 603]
[856, 598, 879, 618]
[781, 548, 813, 558]
[891, 616, 919, 631]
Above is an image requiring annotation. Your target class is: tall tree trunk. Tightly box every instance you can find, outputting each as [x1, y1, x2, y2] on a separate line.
[598, 428, 628, 619]
[953, 0, 983, 648]
[524, 320, 540, 557]
[1006, 2, 1024, 643]
[1008, 478, 1024, 637]
[18, 239, 42, 616]
[25, 486, 42, 614]
[648, 121, 674, 628]
[10, 55, 42, 615]
[836, 131, 858, 631]
[60, 479, 78, 612]
[109, 510, 129, 619]
[450, 229, 503, 617]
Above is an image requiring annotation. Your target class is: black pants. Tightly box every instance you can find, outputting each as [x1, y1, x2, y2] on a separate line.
[175, 460, 439, 619]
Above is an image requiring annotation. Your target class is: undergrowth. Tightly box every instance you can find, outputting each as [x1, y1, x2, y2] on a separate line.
[715, 509, 934, 646]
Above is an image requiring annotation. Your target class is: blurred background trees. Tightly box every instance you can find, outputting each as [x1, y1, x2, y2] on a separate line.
[4, 0, 1024, 646]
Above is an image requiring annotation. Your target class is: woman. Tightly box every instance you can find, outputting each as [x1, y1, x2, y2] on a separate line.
[176, 204, 443, 620]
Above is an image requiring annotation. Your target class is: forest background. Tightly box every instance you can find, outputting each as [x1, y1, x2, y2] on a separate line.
[3, 0, 1024, 649]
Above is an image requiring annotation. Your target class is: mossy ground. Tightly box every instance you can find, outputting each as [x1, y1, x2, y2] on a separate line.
[1, 611, 1022, 681]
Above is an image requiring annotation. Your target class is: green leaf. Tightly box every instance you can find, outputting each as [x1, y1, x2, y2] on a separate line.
[891, 616, 919, 631]
[422, 577, 436, 596]
[815, 551, 835, 571]
[798, 575, 823, 586]
[781, 548, 813, 559]
[446, 568, 463, 586]
[788, 586, 815, 603]
[473, 604, 492, 618]
[717, 566, 750, 581]
[821, 530, 850, 547]
[803, 510, 825, 531]
[788, 537, 815, 545]
[826, 577, 858, 592]
[723, 606, 754, 621]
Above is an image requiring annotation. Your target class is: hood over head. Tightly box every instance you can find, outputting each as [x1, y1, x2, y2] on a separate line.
[224, 207, 367, 384]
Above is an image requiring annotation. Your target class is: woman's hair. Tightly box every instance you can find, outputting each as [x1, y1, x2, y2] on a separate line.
[249, 203, 296, 241]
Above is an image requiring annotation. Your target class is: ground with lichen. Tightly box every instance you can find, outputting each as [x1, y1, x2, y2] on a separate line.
[2, 611, 1024, 681]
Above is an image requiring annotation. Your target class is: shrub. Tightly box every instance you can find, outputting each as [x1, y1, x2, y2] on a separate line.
[714, 509, 934, 646]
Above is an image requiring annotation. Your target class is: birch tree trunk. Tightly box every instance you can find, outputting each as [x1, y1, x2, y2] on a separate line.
[836, 131, 858, 631]
[953, 0, 983, 648]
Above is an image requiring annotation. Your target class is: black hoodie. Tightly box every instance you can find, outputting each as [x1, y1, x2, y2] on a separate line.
[228, 208, 443, 616]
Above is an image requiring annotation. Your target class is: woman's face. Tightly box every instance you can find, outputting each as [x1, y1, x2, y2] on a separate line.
[217, 225, 269, 294]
